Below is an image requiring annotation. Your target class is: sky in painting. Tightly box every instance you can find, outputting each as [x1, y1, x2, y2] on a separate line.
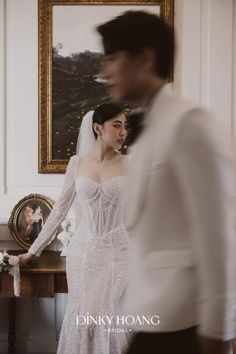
[53, 5, 160, 57]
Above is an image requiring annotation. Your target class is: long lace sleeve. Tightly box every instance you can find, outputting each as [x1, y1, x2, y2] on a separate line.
[28, 155, 77, 257]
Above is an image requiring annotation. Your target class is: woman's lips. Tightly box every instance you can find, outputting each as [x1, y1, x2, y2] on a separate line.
[117, 139, 124, 144]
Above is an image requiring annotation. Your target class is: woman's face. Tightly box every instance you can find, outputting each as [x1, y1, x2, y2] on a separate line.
[98, 113, 127, 150]
[23, 207, 34, 224]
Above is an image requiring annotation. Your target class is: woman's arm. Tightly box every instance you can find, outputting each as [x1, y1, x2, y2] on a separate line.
[19, 155, 78, 262]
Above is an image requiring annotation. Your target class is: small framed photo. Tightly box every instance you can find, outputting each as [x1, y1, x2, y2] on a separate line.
[8, 194, 55, 250]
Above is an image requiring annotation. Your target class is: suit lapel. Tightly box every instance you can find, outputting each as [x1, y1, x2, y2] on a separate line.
[124, 131, 150, 230]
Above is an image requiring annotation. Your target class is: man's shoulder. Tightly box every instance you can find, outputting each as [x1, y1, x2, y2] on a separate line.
[151, 92, 214, 149]
[164, 94, 203, 121]
[150, 86, 202, 126]
[173, 106, 222, 152]
[177, 105, 212, 133]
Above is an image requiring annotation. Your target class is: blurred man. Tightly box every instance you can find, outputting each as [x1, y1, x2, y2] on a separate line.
[97, 11, 236, 354]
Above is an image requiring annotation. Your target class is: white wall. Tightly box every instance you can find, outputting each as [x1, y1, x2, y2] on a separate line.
[175, 0, 234, 138]
[0, 0, 236, 352]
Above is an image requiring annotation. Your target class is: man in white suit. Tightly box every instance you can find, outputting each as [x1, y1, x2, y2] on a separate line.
[97, 11, 236, 354]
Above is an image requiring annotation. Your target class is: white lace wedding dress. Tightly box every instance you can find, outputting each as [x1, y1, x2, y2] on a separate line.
[28, 155, 129, 354]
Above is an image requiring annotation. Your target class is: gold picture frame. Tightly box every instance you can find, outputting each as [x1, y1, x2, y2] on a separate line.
[8, 194, 55, 250]
[38, 0, 174, 173]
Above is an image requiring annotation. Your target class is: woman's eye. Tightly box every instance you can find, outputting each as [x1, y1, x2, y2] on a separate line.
[113, 125, 121, 128]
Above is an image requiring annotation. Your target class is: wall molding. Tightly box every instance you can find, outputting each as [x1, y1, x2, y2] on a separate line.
[232, 0, 236, 146]
[0, 0, 7, 194]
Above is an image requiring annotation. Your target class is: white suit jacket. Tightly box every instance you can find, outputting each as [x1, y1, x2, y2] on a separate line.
[122, 85, 236, 340]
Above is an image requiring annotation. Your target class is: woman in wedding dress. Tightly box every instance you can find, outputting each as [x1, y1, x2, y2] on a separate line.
[19, 103, 130, 354]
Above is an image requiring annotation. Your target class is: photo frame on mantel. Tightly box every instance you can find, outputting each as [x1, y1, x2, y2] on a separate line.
[8, 194, 56, 250]
[38, 0, 174, 173]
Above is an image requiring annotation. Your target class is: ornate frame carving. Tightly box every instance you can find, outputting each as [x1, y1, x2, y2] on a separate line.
[38, 0, 174, 173]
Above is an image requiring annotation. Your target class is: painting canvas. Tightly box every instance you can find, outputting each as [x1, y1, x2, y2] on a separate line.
[39, 0, 174, 173]
[52, 5, 161, 161]
[17, 202, 49, 245]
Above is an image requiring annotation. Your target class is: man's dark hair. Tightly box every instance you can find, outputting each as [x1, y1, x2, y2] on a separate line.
[97, 11, 174, 80]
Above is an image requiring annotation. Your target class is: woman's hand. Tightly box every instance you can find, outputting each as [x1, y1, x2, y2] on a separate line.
[18, 252, 36, 266]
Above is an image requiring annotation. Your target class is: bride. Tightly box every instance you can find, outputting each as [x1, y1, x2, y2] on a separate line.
[19, 103, 130, 354]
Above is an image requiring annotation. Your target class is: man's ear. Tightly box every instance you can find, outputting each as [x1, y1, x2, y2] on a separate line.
[141, 48, 157, 73]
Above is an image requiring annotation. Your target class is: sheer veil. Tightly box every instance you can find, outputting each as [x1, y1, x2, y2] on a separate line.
[68, 110, 97, 239]
[76, 110, 96, 158]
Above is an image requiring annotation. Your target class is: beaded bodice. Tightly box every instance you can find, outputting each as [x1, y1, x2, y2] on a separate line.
[74, 175, 126, 236]
[28, 155, 127, 257]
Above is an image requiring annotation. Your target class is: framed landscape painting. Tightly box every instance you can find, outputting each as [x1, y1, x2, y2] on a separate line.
[38, 0, 174, 173]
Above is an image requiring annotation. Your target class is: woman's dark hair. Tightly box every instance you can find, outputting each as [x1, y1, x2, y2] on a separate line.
[97, 11, 174, 80]
[31, 204, 38, 212]
[92, 103, 123, 139]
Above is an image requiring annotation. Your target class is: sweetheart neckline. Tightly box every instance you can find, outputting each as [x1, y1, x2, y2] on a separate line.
[76, 175, 126, 185]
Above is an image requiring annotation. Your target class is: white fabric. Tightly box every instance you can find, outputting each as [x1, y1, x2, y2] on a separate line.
[57, 219, 74, 256]
[28, 157, 129, 353]
[76, 111, 96, 158]
[8, 263, 20, 297]
[1, 251, 20, 297]
[121, 84, 236, 340]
